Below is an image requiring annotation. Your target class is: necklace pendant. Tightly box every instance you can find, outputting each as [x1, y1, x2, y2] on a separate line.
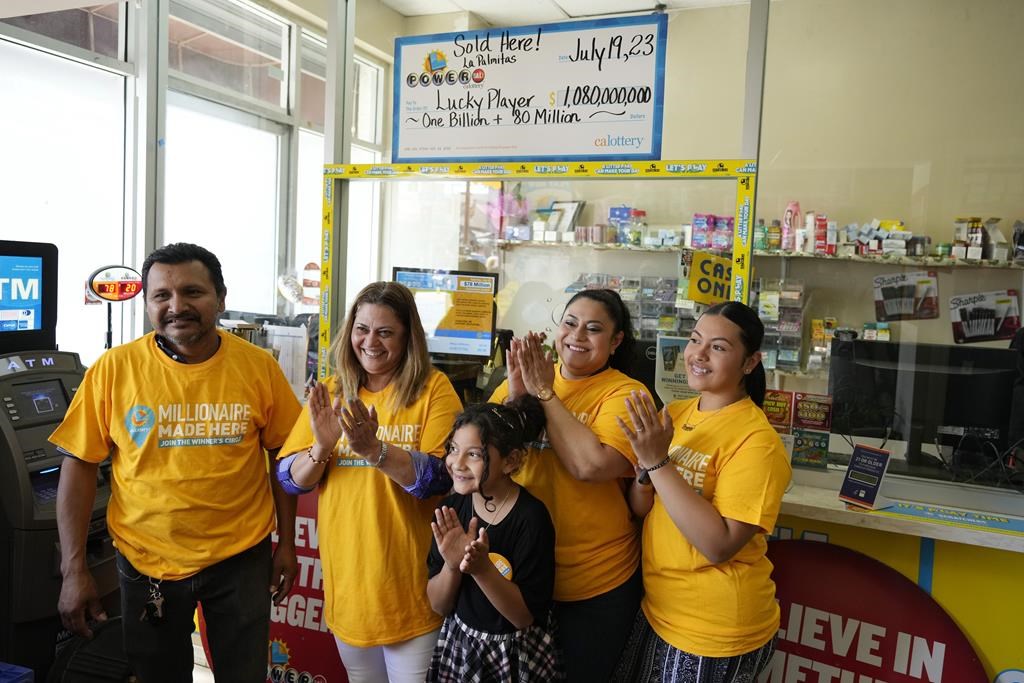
[682, 423, 696, 431]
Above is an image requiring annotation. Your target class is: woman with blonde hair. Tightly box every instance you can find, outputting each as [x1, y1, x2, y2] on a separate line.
[277, 281, 462, 682]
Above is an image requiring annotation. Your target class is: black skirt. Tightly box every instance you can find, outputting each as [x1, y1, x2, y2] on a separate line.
[426, 612, 565, 683]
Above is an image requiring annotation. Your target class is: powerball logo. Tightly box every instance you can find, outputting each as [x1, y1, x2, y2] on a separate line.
[268, 638, 328, 683]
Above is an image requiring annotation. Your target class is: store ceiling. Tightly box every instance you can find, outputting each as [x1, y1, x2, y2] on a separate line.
[380, 0, 746, 24]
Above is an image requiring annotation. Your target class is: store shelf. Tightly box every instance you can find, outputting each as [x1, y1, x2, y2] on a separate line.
[767, 368, 828, 381]
[495, 239, 681, 253]
[753, 249, 1024, 270]
[497, 240, 1024, 270]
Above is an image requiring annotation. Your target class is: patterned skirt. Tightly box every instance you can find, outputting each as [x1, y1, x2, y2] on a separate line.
[613, 610, 776, 683]
[426, 612, 565, 683]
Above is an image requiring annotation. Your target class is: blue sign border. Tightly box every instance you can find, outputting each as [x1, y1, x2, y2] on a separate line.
[392, 14, 667, 163]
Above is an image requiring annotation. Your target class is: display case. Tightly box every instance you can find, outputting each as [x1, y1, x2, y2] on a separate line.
[320, 160, 1024, 508]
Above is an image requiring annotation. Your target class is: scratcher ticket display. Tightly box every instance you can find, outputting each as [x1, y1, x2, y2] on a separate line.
[872, 271, 938, 322]
[762, 390, 794, 434]
[949, 289, 1020, 344]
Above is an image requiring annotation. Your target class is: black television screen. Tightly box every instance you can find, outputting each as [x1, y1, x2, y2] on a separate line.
[392, 267, 498, 359]
[0, 240, 57, 354]
[829, 339, 1017, 483]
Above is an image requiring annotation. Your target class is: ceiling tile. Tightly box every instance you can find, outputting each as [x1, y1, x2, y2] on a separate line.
[553, 0, 652, 19]
[454, 0, 568, 25]
[381, 0, 463, 18]
[381, 0, 748, 25]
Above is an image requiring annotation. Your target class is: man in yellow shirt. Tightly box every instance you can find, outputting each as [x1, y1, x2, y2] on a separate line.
[50, 243, 301, 681]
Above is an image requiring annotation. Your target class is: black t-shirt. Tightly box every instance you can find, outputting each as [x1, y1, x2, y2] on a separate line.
[427, 486, 555, 634]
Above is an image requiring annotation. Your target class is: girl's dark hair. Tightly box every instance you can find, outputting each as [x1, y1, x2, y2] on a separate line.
[563, 289, 635, 373]
[701, 301, 767, 407]
[445, 395, 546, 504]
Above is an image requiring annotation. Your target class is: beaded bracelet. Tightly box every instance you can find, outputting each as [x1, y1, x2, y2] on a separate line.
[306, 446, 331, 465]
[374, 440, 388, 469]
[637, 455, 671, 485]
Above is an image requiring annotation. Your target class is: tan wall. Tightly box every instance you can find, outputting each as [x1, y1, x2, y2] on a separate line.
[403, 11, 490, 36]
[755, 0, 1024, 239]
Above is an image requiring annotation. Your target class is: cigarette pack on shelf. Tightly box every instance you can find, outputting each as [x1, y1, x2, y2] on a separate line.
[758, 279, 808, 370]
[639, 315, 660, 340]
[807, 317, 838, 372]
[564, 272, 607, 294]
[619, 276, 642, 302]
[778, 280, 806, 309]
[641, 276, 679, 303]
[641, 302, 679, 336]
[777, 335, 804, 369]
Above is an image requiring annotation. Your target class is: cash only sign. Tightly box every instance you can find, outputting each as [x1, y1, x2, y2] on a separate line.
[393, 14, 667, 162]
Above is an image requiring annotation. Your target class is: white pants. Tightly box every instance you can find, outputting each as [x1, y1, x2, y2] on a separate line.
[335, 629, 439, 683]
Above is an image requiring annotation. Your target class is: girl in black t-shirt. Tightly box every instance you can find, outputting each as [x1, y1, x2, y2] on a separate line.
[426, 396, 563, 682]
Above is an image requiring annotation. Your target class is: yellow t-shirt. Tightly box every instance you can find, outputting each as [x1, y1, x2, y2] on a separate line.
[641, 396, 792, 657]
[490, 366, 645, 602]
[279, 369, 461, 647]
[49, 330, 301, 580]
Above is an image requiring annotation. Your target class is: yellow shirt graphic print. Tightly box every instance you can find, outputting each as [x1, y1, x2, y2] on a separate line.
[668, 445, 713, 492]
[489, 553, 513, 580]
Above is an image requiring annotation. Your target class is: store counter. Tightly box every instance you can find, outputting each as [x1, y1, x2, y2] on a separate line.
[773, 467, 1024, 680]
[781, 482, 1024, 554]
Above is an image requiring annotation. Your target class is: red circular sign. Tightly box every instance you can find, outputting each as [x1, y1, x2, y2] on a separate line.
[766, 540, 986, 683]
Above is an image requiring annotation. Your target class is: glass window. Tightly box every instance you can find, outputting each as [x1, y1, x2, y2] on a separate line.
[294, 128, 326, 314]
[299, 31, 326, 131]
[754, 0, 1024, 499]
[0, 3, 122, 59]
[164, 92, 283, 315]
[295, 132, 381, 312]
[0, 39, 126, 365]
[353, 57, 382, 146]
[168, 0, 288, 108]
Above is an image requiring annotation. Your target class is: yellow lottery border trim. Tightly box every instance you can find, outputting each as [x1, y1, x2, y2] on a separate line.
[320, 159, 757, 378]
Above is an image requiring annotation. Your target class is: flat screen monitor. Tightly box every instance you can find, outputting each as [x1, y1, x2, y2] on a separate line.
[392, 267, 498, 359]
[0, 240, 57, 354]
[828, 339, 1017, 483]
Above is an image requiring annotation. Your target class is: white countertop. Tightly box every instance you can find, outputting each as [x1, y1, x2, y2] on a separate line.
[781, 482, 1024, 553]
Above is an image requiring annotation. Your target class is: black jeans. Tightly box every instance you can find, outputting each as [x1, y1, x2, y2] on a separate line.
[117, 537, 272, 682]
[553, 567, 644, 683]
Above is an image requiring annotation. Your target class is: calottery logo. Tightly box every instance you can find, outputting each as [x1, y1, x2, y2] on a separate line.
[125, 405, 155, 446]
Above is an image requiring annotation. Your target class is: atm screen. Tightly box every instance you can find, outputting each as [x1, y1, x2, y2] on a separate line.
[0, 254, 42, 332]
[10, 379, 67, 425]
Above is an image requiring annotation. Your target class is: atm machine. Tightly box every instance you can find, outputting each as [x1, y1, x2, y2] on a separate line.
[0, 241, 119, 678]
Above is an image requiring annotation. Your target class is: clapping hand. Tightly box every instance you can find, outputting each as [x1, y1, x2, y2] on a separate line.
[339, 398, 380, 460]
[616, 391, 674, 469]
[432, 507, 476, 572]
[507, 336, 526, 400]
[308, 382, 342, 450]
[516, 331, 556, 398]
[459, 525, 491, 576]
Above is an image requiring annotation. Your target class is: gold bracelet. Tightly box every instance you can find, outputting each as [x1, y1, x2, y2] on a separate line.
[306, 446, 331, 465]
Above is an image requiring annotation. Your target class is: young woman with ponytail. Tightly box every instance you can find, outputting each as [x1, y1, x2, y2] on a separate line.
[613, 301, 791, 683]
